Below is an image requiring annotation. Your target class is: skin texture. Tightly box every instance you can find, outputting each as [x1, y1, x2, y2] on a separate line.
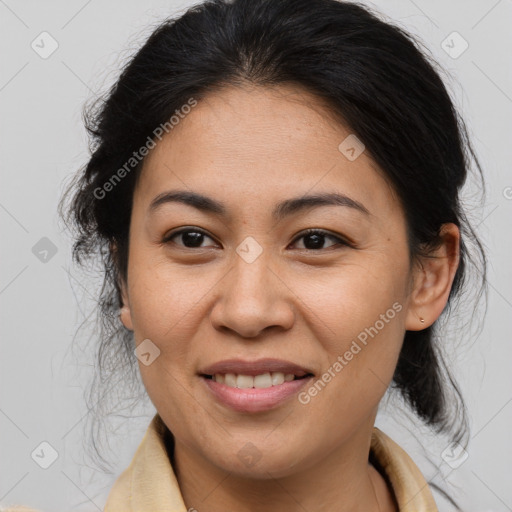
[118, 84, 460, 512]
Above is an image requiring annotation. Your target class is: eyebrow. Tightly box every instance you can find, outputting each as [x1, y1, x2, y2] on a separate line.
[148, 190, 370, 221]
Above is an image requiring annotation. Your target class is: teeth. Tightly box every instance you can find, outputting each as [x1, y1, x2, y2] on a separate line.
[213, 372, 299, 388]
[271, 372, 285, 385]
[254, 373, 272, 388]
[236, 374, 254, 389]
[224, 373, 237, 387]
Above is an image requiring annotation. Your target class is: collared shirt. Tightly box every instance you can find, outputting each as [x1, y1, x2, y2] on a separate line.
[104, 414, 439, 512]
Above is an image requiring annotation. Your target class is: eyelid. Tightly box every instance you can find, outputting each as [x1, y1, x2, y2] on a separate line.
[163, 227, 353, 250]
[289, 228, 353, 249]
[162, 227, 220, 247]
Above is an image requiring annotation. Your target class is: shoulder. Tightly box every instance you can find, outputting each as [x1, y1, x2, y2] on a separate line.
[371, 427, 439, 512]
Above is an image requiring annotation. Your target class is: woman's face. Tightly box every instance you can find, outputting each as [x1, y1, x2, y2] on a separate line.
[120, 84, 422, 477]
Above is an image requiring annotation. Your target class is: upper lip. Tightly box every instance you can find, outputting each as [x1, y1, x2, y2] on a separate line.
[199, 358, 314, 377]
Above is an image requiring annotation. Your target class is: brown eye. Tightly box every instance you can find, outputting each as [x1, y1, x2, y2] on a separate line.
[290, 229, 349, 250]
[164, 228, 217, 248]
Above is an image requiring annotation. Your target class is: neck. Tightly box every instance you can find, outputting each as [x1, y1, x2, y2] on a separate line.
[170, 421, 397, 512]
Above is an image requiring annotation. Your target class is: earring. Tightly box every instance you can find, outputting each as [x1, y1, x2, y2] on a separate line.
[419, 317, 425, 324]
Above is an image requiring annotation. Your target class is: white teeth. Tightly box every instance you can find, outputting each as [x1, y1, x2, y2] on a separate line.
[271, 372, 285, 385]
[224, 373, 237, 387]
[236, 374, 254, 389]
[212, 372, 300, 388]
[254, 373, 272, 389]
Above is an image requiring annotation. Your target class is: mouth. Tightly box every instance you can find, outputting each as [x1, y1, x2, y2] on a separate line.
[198, 358, 315, 413]
[201, 372, 314, 389]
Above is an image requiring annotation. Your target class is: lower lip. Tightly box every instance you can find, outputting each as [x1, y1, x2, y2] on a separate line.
[201, 375, 314, 413]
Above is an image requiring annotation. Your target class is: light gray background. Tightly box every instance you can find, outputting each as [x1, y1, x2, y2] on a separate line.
[1, 0, 511, 511]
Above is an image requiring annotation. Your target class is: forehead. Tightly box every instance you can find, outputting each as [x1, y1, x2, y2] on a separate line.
[135, 84, 400, 218]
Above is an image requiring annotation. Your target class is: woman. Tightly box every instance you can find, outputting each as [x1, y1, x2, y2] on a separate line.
[27, 0, 488, 510]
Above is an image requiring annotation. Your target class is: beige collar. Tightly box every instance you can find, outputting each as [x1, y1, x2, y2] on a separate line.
[105, 414, 438, 512]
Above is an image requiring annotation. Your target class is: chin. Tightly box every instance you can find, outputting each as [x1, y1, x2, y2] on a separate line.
[205, 440, 310, 480]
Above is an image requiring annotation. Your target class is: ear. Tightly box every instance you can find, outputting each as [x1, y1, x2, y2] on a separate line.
[405, 223, 460, 331]
[111, 241, 133, 331]
[119, 282, 134, 331]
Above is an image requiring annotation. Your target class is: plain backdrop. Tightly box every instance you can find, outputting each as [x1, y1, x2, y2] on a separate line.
[1, 1, 511, 511]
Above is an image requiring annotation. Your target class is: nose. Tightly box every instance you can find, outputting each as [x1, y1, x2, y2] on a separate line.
[209, 251, 295, 338]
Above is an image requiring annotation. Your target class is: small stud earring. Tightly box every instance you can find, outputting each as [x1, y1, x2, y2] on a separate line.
[419, 317, 425, 324]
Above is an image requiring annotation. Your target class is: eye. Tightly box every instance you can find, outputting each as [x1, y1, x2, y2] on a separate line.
[163, 227, 350, 251]
[163, 228, 218, 249]
[290, 229, 350, 251]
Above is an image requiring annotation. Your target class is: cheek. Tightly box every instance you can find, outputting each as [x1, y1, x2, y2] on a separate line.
[299, 256, 408, 343]
[126, 252, 225, 406]
[294, 258, 408, 404]
[127, 252, 212, 339]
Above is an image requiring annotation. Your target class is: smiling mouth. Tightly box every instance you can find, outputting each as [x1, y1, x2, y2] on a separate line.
[201, 372, 314, 389]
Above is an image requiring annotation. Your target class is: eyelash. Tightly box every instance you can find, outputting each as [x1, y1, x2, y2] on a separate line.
[293, 228, 351, 250]
[162, 227, 351, 251]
